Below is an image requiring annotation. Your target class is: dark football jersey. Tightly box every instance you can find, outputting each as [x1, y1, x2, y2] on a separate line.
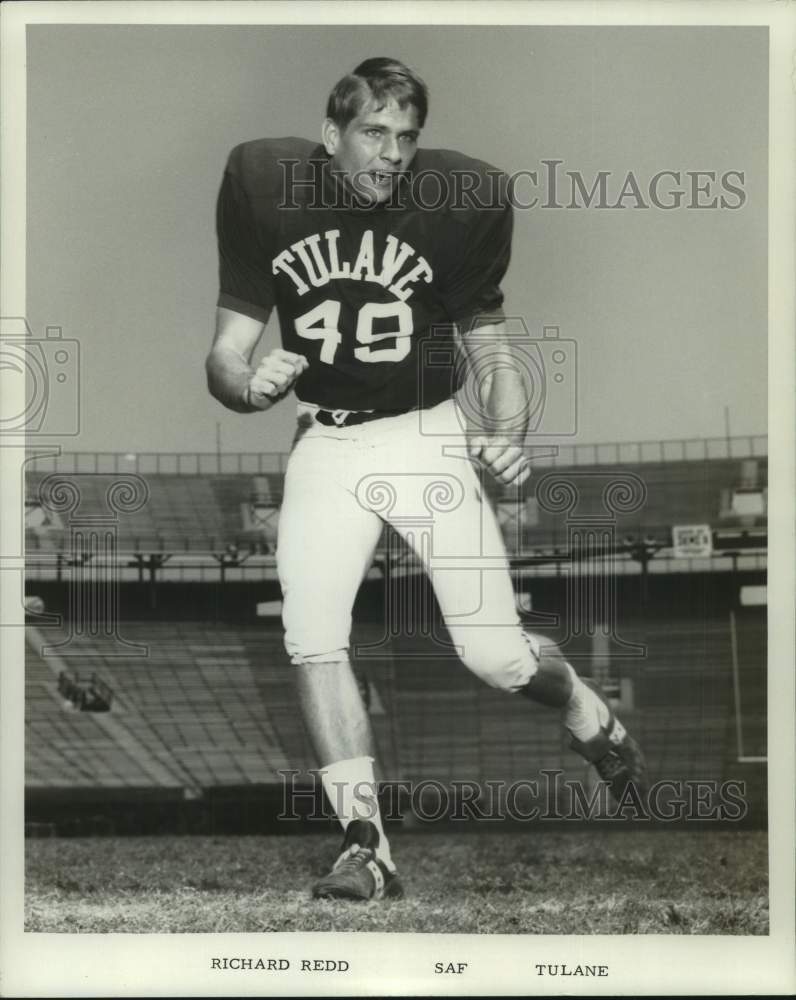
[216, 137, 513, 412]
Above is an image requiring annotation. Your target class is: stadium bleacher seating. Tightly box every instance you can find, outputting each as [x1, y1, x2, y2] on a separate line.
[24, 444, 767, 812]
[25, 613, 763, 794]
[26, 642, 181, 789]
[24, 454, 767, 554]
[27, 623, 307, 790]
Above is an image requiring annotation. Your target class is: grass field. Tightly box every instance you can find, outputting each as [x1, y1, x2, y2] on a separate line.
[25, 828, 768, 934]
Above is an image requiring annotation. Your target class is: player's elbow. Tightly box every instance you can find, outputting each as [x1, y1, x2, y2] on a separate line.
[204, 350, 223, 402]
[204, 348, 248, 413]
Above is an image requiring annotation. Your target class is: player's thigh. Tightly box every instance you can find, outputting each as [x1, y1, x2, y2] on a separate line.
[386, 449, 515, 617]
[386, 443, 531, 685]
[277, 438, 383, 657]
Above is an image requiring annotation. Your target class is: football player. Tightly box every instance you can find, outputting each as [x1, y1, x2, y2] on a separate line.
[206, 57, 648, 901]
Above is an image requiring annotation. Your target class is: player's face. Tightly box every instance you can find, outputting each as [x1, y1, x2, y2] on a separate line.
[324, 100, 420, 205]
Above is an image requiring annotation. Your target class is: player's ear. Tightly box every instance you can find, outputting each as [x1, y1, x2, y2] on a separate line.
[322, 118, 340, 156]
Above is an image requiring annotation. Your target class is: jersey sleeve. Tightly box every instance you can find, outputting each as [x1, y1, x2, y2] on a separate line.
[216, 149, 275, 324]
[439, 192, 513, 332]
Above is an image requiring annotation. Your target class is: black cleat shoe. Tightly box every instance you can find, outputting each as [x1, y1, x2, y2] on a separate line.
[312, 819, 404, 901]
[569, 680, 650, 806]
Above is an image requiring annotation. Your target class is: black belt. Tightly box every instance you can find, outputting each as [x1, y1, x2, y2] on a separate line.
[314, 407, 413, 428]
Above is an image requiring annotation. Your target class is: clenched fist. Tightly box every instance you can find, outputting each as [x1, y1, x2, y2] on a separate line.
[468, 435, 531, 487]
[246, 349, 309, 409]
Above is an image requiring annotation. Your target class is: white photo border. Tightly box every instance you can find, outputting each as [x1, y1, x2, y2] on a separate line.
[1, 2, 793, 996]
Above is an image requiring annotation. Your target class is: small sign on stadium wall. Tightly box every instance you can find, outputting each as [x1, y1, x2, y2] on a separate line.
[740, 585, 767, 606]
[257, 600, 283, 617]
[671, 523, 713, 558]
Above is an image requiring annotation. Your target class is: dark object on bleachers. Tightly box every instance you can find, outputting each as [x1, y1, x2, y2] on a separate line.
[57, 669, 113, 713]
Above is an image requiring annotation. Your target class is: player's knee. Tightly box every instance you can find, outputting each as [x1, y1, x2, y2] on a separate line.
[458, 631, 540, 692]
[520, 635, 575, 706]
[282, 611, 351, 667]
[281, 593, 353, 660]
[286, 648, 350, 667]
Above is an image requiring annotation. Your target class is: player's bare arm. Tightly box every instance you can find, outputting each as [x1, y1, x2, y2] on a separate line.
[460, 321, 532, 487]
[205, 306, 308, 413]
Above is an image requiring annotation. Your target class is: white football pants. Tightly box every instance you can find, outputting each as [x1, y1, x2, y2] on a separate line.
[276, 397, 539, 692]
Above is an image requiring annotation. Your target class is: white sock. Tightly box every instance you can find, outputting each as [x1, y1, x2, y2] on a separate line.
[320, 756, 395, 872]
[563, 664, 626, 743]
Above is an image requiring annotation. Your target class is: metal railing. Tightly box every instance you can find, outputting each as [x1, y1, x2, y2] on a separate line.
[23, 547, 767, 583]
[532, 434, 767, 467]
[26, 434, 767, 475]
[25, 451, 289, 475]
